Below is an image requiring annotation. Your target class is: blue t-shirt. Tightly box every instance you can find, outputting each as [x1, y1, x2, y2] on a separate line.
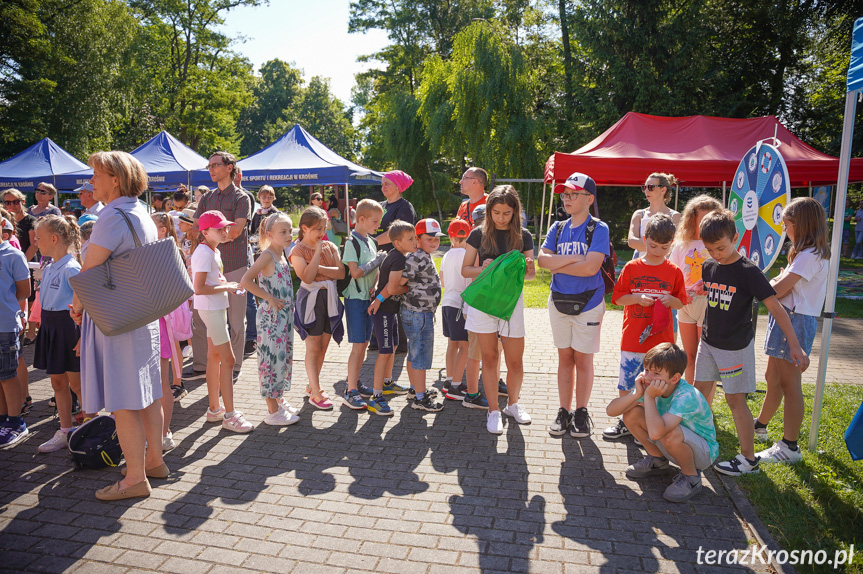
[40, 253, 81, 311]
[636, 380, 719, 462]
[0, 242, 30, 332]
[541, 217, 610, 312]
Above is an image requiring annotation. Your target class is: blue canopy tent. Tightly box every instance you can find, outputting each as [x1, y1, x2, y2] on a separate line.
[229, 124, 383, 223]
[0, 138, 92, 193]
[811, 17, 863, 453]
[129, 130, 211, 190]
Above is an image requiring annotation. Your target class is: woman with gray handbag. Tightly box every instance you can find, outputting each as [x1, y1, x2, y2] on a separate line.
[69, 151, 167, 501]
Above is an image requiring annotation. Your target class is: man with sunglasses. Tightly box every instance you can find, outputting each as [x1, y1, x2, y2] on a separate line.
[29, 183, 62, 219]
[457, 167, 488, 225]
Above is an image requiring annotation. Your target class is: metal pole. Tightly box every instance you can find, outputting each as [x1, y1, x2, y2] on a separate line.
[674, 184, 679, 211]
[545, 182, 556, 242]
[722, 181, 726, 207]
[539, 181, 547, 247]
[808, 182, 812, 198]
[809, 89, 857, 451]
[344, 183, 351, 228]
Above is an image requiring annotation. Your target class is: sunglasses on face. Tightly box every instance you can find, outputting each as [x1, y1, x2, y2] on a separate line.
[641, 184, 664, 192]
[36, 189, 51, 195]
[4, 200, 21, 206]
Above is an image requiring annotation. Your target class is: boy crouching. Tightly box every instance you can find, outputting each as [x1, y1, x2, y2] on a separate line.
[606, 343, 718, 502]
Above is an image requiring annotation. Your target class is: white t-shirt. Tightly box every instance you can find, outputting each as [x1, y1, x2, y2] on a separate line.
[191, 243, 229, 310]
[669, 239, 710, 294]
[777, 248, 829, 317]
[440, 247, 470, 308]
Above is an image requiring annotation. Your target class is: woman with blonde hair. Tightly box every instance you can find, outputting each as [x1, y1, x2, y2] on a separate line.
[627, 173, 681, 259]
[69, 151, 166, 501]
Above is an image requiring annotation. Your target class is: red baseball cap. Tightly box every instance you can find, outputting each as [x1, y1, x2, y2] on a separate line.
[415, 218, 445, 237]
[198, 210, 236, 231]
[447, 219, 471, 238]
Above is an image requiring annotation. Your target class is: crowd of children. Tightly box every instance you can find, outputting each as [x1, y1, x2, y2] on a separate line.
[0, 166, 831, 505]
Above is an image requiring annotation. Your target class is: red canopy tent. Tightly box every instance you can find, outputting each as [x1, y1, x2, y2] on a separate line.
[545, 112, 863, 187]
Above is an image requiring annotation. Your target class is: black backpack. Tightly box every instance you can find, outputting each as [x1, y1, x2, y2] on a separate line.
[336, 234, 365, 296]
[68, 415, 123, 470]
[554, 216, 618, 294]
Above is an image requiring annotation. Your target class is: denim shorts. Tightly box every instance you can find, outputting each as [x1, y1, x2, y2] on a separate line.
[764, 306, 817, 362]
[401, 308, 435, 370]
[344, 298, 373, 344]
[0, 331, 21, 381]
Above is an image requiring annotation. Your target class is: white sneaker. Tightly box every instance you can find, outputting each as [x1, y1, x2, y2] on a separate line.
[753, 418, 769, 442]
[487, 410, 503, 435]
[264, 408, 300, 426]
[278, 398, 299, 415]
[206, 406, 226, 422]
[222, 411, 254, 433]
[38, 429, 69, 453]
[757, 441, 802, 464]
[162, 431, 176, 451]
[503, 403, 531, 424]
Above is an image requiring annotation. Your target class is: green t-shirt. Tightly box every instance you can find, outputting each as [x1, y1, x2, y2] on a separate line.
[845, 208, 855, 230]
[342, 232, 377, 300]
[637, 380, 718, 461]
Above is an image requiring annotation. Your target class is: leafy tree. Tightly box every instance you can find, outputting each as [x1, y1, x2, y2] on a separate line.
[237, 59, 304, 155]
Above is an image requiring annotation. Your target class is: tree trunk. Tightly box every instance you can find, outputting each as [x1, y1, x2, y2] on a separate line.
[558, 0, 574, 121]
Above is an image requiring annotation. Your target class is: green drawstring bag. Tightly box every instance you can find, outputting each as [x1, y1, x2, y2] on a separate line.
[460, 250, 526, 321]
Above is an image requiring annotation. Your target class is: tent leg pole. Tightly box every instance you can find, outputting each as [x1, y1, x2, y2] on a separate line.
[722, 181, 726, 207]
[674, 184, 678, 211]
[345, 183, 350, 228]
[545, 184, 555, 241]
[809, 89, 857, 452]
[539, 182, 547, 247]
[808, 182, 812, 197]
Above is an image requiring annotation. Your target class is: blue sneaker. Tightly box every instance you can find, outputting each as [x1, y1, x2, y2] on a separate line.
[498, 379, 508, 394]
[342, 389, 368, 410]
[0, 420, 29, 448]
[356, 382, 374, 398]
[367, 396, 394, 416]
[462, 393, 489, 410]
[382, 380, 410, 395]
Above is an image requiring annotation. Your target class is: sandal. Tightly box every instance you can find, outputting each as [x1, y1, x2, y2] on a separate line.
[309, 390, 333, 410]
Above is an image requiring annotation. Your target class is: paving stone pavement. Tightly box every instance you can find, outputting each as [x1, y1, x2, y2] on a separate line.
[2, 307, 860, 574]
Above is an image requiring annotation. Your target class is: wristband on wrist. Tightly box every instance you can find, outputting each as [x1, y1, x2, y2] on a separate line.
[376, 294, 385, 303]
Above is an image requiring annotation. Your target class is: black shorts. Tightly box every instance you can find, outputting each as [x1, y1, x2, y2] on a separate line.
[33, 309, 81, 374]
[305, 289, 334, 337]
[372, 310, 399, 354]
[441, 305, 467, 341]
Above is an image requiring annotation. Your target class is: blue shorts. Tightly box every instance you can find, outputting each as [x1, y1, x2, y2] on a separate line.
[843, 229, 851, 244]
[345, 298, 373, 344]
[373, 310, 399, 355]
[764, 306, 817, 362]
[441, 305, 467, 342]
[0, 331, 21, 381]
[401, 308, 435, 370]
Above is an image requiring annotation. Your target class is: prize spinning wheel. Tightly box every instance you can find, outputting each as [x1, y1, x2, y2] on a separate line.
[728, 142, 790, 272]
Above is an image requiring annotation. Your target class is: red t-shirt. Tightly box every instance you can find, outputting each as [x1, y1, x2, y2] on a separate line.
[457, 194, 487, 225]
[612, 259, 689, 353]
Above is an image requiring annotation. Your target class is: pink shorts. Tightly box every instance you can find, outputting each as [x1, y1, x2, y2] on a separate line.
[159, 317, 171, 359]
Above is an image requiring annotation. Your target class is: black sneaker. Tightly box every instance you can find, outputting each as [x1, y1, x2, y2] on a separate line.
[356, 382, 374, 398]
[412, 395, 444, 412]
[244, 339, 257, 357]
[445, 383, 467, 400]
[48, 396, 56, 408]
[570, 407, 593, 438]
[21, 396, 32, 415]
[407, 387, 439, 400]
[498, 379, 507, 394]
[171, 384, 188, 402]
[182, 367, 207, 381]
[462, 392, 489, 409]
[602, 418, 631, 439]
[548, 408, 572, 436]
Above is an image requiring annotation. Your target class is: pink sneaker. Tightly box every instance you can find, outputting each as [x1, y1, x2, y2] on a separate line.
[222, 411, 253, 433]
[309, 391, 334, 410]
[205, 406, 226, 423]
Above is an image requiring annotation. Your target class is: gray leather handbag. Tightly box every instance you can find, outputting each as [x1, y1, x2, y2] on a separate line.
[69, 209, 193, 336]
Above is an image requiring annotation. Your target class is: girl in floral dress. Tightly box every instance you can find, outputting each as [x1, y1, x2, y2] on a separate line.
[240, 212, 299, 426]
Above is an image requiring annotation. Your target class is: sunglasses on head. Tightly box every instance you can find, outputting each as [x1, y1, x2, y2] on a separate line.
[641, 184, 666, 192]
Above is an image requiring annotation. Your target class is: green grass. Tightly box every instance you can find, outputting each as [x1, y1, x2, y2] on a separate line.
[711, 383, 863, 573]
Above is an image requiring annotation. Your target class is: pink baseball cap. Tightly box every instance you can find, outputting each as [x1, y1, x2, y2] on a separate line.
[198, 210, 236, 231]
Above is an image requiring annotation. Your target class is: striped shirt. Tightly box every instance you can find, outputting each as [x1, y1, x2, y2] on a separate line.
[194, 182, 252, 272]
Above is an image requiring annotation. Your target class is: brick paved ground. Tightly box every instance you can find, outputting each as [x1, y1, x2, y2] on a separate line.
[2, 307, 860, 574]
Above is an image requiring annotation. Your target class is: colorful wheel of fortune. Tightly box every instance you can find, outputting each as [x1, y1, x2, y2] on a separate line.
[728, 142, 790, 272]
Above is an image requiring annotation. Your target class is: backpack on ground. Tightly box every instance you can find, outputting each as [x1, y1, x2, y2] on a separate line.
[460, 250, 527, 321]
[68, 415, 123, 470]
[555, 216, 617, 294]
